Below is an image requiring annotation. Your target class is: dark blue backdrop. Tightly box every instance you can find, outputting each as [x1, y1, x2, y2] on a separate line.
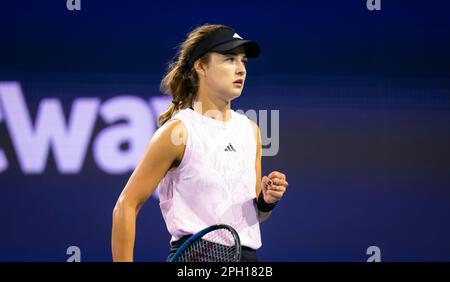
[1, 0, 449, 261]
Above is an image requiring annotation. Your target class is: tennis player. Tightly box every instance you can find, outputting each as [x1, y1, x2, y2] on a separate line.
[111, 24, 288, 262]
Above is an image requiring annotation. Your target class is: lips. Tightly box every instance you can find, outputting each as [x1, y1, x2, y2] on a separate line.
[233, 79, 243, 88]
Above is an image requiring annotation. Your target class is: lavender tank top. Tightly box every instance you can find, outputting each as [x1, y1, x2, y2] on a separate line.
[157, 108, 262, 250]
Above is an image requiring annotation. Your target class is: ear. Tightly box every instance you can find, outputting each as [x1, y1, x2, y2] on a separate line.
[194, 60, 207, 77]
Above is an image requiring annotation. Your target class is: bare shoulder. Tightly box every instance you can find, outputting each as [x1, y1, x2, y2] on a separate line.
[150, 119, 187, 159]
[156, 119, 187, 143]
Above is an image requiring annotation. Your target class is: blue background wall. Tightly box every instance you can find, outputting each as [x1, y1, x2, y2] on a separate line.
[1, 0, 449, 261]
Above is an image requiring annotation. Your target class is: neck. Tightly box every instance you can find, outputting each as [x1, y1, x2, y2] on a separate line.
[193, 87, 232, 122]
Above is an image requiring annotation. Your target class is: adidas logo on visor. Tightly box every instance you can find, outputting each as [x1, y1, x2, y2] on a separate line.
[233, 33, 243, 40]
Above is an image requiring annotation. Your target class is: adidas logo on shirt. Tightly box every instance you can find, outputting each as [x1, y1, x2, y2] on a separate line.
[224, 143, 236, 152]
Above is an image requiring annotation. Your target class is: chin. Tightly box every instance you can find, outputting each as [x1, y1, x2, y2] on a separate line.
[232, 88, 244, 97]
[220, 89, 242, 102]
[228, 92, 242, 101]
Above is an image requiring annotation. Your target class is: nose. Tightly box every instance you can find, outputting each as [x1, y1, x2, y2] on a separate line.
[236, 60, 246, 76]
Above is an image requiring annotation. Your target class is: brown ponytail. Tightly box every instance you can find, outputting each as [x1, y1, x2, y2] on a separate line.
[158, 24, 228, 127]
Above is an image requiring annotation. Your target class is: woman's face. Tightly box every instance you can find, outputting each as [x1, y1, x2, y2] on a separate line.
[199, 46, 248, 102]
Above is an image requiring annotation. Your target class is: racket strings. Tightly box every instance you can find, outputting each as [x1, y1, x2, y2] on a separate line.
[175, 228, 238, 262]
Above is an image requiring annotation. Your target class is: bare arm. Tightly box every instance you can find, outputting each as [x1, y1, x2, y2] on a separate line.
[250, 120, 272, 222]
[111, 119, 186, 261]
[250, 120, 289, 222]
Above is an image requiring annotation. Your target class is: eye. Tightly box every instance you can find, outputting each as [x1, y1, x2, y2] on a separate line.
[226, 57, 234, 62]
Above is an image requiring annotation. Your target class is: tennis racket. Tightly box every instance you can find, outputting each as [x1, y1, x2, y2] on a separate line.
[170, 224, 241, 262]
